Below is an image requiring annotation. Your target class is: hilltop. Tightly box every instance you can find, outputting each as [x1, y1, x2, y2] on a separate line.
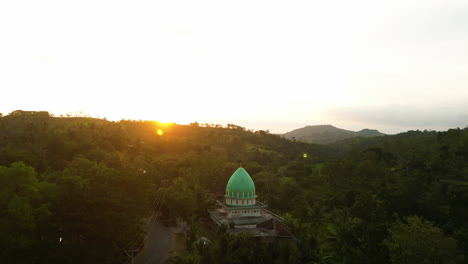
[282, 124, 385, 144]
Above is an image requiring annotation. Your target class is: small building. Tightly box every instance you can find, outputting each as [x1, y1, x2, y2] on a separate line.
[208, 167, 294, 240]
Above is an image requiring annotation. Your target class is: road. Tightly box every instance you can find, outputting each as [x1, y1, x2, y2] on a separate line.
[133, 219, 174, 264]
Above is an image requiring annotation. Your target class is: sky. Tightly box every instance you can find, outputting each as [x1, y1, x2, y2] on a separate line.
[1, 0, 467, 134]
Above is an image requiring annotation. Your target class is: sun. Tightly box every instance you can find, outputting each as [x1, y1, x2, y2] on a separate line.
[157, 129, 164, 136]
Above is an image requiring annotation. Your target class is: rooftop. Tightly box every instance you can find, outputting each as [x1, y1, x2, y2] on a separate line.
[208, 209, 294, 238]
[208, 208, 273, 226]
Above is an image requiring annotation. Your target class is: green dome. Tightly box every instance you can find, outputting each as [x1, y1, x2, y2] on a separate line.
[225, 167, 256, 199]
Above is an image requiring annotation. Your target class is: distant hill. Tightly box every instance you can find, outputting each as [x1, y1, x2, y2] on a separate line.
[355, 128, 385, 137]
[282, 125, 385, 144]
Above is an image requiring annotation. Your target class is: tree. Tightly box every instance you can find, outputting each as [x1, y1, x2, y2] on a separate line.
[384, 216, 460, 264]
[0, 162, 56, 263]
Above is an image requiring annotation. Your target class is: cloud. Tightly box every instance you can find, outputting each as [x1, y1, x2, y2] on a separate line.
[1, 0, 468, 136]
[326, 103, 468, 132]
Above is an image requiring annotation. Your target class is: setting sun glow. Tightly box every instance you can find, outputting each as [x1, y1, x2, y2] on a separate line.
[0, 1, 467, 134]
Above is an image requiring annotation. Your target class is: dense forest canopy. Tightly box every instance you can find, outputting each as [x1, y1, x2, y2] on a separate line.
[0, 110, 467, 263]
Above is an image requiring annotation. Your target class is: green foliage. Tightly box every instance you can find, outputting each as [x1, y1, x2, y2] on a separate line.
[0, 111, 467, 263]
[174, 225, 304, 264]
[163, 177, 213, 219]
[0, 162, 57, 263]
[384, 216, 460, 264]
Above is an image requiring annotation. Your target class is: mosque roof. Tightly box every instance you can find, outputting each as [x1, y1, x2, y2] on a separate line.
[225, 167, 256, 196]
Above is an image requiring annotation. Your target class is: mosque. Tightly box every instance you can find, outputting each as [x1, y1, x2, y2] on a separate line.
[208, 167, 293, 240]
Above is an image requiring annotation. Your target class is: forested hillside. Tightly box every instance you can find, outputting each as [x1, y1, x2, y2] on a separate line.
[1, 111, 467, 264]
[283, 125, 385, 144]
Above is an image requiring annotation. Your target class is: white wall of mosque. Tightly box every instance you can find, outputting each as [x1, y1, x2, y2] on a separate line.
[225, 191, 255, 199]
[227, 208, 262, 218]
[226, 198, 256, 206]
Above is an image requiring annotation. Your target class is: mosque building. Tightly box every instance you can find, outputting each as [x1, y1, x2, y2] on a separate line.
[208, 166, 293, 240]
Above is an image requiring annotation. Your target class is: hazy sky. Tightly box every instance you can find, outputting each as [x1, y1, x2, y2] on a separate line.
[1, 0, 467, 134]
